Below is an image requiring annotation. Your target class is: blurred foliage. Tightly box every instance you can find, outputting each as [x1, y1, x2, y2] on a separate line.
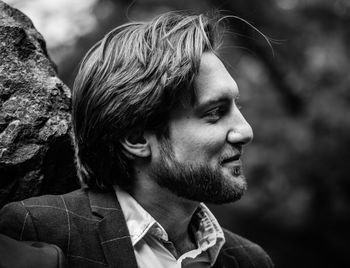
[7, 0, 350, 267]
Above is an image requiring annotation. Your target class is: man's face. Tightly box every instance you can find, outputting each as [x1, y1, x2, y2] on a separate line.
[150, 52, 253, 204]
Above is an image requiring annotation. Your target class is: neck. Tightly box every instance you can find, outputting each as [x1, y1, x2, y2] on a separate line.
[128, 178, 199, 255]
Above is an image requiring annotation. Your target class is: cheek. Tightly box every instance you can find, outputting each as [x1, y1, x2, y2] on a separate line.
[170, 123, 227, 162]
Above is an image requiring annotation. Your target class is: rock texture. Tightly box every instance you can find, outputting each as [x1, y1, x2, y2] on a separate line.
[0, 1, 79, 207]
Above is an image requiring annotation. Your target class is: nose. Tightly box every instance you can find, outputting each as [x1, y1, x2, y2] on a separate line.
[227, 110, 254, 146]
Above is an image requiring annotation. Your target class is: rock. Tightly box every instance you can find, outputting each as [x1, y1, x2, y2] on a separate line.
[0, 1, 79, 207]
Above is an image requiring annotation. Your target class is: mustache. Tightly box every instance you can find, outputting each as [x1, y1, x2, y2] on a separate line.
[218, 147, 242, 164]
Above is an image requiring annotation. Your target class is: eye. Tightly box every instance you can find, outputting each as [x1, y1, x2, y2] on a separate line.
[204, 106, 228, 123]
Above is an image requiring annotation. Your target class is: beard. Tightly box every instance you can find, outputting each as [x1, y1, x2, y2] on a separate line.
[149, 138, 247, 204]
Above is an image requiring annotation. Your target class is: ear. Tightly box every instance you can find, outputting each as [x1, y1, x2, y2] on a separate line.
[121, 131, 151, 159]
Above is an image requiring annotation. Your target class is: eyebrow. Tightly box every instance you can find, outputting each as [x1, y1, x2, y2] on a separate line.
[195, 91, 240, 110]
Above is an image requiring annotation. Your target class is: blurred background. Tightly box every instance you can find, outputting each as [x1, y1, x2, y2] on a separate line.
[3, 0, 350, 267]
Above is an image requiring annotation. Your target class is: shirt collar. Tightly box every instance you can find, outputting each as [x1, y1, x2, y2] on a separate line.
[114, 186, 225, 265]
[191, 203, 225, 263]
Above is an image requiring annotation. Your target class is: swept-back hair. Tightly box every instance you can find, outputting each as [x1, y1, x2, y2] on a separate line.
[72, 11, 222, 190]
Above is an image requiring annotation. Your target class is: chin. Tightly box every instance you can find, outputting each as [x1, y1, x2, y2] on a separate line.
[228, 173, 246, 185]
[150, 150, 248, 204]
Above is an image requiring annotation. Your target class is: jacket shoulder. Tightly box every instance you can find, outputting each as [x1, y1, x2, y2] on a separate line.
[0, 189, 92, 244]
[0, 189, 90, 219]
[221, 228, 274, 268]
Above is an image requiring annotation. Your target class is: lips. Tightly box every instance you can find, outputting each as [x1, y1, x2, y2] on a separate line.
[220, 155, 243, 176]
[220, 154, 241, 165]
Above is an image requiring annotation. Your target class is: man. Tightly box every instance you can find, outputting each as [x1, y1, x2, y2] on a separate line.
[0, 12, 273, 267]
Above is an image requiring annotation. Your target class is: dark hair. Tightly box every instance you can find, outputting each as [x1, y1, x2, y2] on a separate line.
[72, 11, 222, 190]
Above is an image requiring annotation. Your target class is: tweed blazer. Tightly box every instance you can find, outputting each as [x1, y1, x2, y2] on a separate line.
[0, 188, 273, 268]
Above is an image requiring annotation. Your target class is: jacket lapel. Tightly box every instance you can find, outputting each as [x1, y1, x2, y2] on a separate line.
[87, 189, 241, 268]
[213, 244, 240, 268]
[88, 190, 138, 268]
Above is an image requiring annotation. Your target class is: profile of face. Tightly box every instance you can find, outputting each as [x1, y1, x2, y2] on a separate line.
[149, 52, 254, 204]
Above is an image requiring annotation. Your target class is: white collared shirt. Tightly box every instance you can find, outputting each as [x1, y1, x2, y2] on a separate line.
[114, 186, 225, 268]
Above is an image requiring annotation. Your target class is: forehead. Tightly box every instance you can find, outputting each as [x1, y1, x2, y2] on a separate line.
[169, 52, 239, 120]
[193, 52, 238, 106]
